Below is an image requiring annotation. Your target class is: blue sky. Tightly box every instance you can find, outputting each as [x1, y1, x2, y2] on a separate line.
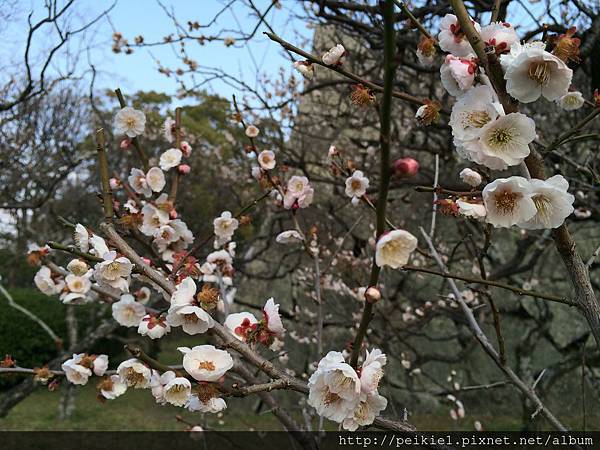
[3, 0, 309, 103]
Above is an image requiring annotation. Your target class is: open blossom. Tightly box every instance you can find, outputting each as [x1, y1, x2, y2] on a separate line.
[139, 202, 170, 237]
[73, 224, 89, 253]
[275, 230, 303, 244]
[322, 44, 345, 65]
[93, 355, 109, 377]
[375, 230, 418, 269]
[113, 106, 146, 138]
[112, 294, 146, 327]
[460, 168, 483, 187]
[179, 345, 233, 382]
[482, 176, 537, 228]
[138, 314, 171, 339]
[283, 175, 314, 209]
[263, 297, 285, 336]
[61, 273, 92, 304]
[117, 359, 152, 389]
[98, 374, 127, 400]
[167, 277, 214, 335]
[438, 14, 480, 57]
[480, 22, 518, 54]
[557, 91, 585, 110]
[61, 354, 92, 385]
[245, 125, 259, 138]
[501, 41, 572, 103]
[360, 349, 386, 396]
[342, 393, 388, 431]
[213, 211, 239, 245]
[517, 175, 574, 229]
[94, 251, 132, 292]
[162, 371, 192, 407]
[90, 234, 110, 257]
[258, 150, 276, 170]
[345, 171, 369, 205]
[34, 266, 64, 296]
[224, 312, 258, 341]
[307, 351, 361, 423]
[471, 112, 536, 168]
[457, 200, 487, 220]
[187, 394, 227, 413]
[128, 167, 166, 197]
[159, 148, 183, 171]
[440, 55, 476, 97]
[450, 85, 500, 142]
[293, 61, 314, 79]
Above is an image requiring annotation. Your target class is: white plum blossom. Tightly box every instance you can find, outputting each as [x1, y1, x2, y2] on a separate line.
[139, 202, 170, 237]
[187, 395, 227, 413]
[114, 107, 146, 138]
[112, 294, 146, 327]
[179, 345, 233, 382]
[245, 125, 259, 138]
[517, 175, 574, 229]
[375, 230, 418, 269]
[89, 234, 110, 258]
[438, 14, 480, 57]
[159, 148, 183, 171]
[258, 150, 276, 170]
[167, 277, 214, 335]
[128, 167, 166, 197]
[293, 61, 314, 80]
[94, 251, 133, 292]
[482, 176, 537, 228]
[459, 168, 483, 187]
[275, 230, 304, 244]
[472, 112, 536, 168]
[345, 170, 369, 205]
[457, 200, 487, 220]
[213, 211, 239, 246]
[224, 312, 258, 341]
[117, 359, 152, 389]
[61, 354, 92, 385]
[342, 393, 388, 431]
[307, 351, 361, 423]
[480, 22, 518, 54]
[501, 41, 572, 103]
[283, 175, 314, 209]
[34, 266, 64, 296]
[440, 55, 476, 97]
[163, 372, 192, 407]
[263, 297, 285, 336]
[450, 85, 500, 142]
[61, 273, 92, 304]
[557, 91, 585, 110]
[322, 44, 345, 65]
[67, 259, 89, 276]
[98, 374, 127, 400]
[73, 224, 89, 253]
[163, 117, 176, 143]
[138, 314, 171, 339]
[360, 349, 386, 395]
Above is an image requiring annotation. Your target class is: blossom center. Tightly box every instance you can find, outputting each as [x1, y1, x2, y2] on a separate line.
[125, 117, 136, 128]
[494, 190, 521, 214]
[528, 61, 550, 86]
[466, 111, 491, 128]
[124, 368, 145, 385]
[198, 360, 215, 371]
[183, 313, 199, 324]
[323, 389, 340, 406]
[487, 127, 514, 150]
[532, 194, 553, 225]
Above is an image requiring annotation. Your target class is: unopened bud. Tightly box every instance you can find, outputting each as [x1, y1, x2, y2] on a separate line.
[177, 164, 191, 174]
[365, 286, 381, 304]
[393, 157, 420, 177]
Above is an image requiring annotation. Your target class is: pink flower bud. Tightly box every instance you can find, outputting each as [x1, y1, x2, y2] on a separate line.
[177, 164, 191, 174]
[180, 141, 192, 157]
[120, 139, 131, 149]
[169, 209, 178, 219]
[393, 157, 420, 177]
[142, 257, 152, 265]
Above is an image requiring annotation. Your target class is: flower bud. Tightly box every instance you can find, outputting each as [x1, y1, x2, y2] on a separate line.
[365, 286, 381, 304]
[393, 157, 420, 177]
[120, 139, 131, 149]
[177, 164, 191, 174]
[169, 209, 178, 219]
